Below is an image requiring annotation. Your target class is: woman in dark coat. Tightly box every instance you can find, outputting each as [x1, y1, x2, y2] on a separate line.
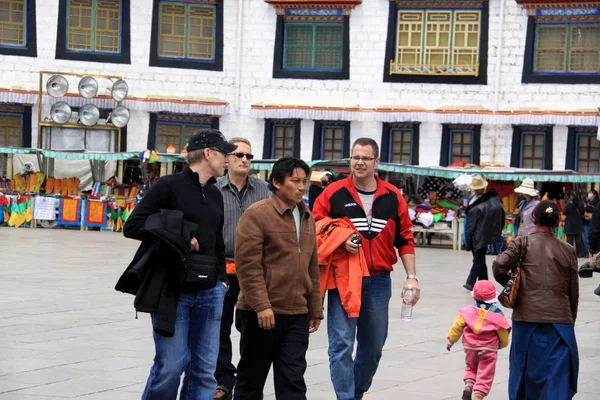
[493, 201, 579, 400]
[563, 191, 585, 257]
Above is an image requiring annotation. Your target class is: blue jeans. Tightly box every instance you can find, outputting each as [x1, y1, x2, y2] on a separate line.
[327, 272, 392, 400]
[583, 225, 590, 257]
[142, 284, 227, 400]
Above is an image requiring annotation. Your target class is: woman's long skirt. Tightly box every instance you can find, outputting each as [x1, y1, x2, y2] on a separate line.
[509, 321, 579, 400]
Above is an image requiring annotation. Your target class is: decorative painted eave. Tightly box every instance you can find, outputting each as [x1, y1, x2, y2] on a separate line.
[250, 103, 600, 127]
[264, 0, 362, 15]
[0, 88, 230, 116]
[515, 1, 600, 15]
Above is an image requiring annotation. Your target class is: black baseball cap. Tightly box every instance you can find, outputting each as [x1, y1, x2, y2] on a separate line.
[187, 128, 238, 154]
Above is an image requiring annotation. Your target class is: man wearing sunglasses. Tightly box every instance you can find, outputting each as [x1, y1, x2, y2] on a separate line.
[214, 138, 270, 400]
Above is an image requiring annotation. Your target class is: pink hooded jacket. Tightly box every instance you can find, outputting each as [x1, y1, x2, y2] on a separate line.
[447, 304, 511, 351]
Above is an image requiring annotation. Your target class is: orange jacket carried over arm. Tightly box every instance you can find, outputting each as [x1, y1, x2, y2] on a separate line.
[316, 217, 369, 318]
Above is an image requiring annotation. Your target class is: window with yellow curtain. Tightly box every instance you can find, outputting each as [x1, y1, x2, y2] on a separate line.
[66, 0, 121, 53]
[534, 24, 600, 74]
[0, 112, 23, 147]
[0, 0, 26, 47]
[155, 121, 211, 153]
[158, 1, 215, 60]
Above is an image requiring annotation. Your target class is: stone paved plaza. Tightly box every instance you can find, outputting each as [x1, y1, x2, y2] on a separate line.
[0, 228, 599, 399]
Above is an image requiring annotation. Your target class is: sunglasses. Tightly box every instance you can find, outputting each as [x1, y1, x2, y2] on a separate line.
[229, 152, 254, 160]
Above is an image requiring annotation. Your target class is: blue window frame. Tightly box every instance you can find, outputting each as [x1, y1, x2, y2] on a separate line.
[388, 127, 414, 164]
[149, 0, 223, 70]
[0, 109, 25, 147]
[448, 128, 474, 164]
[382, 122, 420, 165]
[440, 124, 480, 167]
[312, 121, 349, 161]
[56, 0, 130, 63]
[282, 22, 344, 72]
[0, 0, 37, 57]
[575, 131, 599, 172]
[65, 0, 123, 55]
[152, 114, 217, 153]
[522, 8, 600, 84]
[533, 23, 600, 76]
[157, 0, 217, 62]
[520, 130, 546, 169]
[271, 123, 296, 158]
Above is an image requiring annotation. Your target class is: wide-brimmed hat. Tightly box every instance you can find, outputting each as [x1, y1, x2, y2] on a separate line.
[470, 175, 488, 190]
[471, 280, 499, 304]
[514, 178, 538, 197]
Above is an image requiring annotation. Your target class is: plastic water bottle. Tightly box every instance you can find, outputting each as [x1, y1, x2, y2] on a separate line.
[400, 284, 413, 321]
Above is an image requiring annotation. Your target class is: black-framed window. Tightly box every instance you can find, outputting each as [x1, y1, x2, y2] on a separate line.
[565, 126, 599, 172]
[273, 13, 350, 80]
[381, 122, 420, 165]
[150, 0, 223, 71]
[263, 119, 301, 159]
[0, 0, 36, 57]
[0, 105, 31, 147]
[440, 124, 480, 166]
[312, 121, 350, 160]
[56, 0, 130, 63]
[383, 0, 489, 84]
[510, 125, 553, 170]
[522, 14, 600, 84]
[147, 113, 219, 152]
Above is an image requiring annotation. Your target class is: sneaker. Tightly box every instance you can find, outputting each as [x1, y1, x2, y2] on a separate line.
[462, 389, 472, 400]
[594, 285, 600, 297]
[463, 283, 473, 291]
[214, 389, 232, 400]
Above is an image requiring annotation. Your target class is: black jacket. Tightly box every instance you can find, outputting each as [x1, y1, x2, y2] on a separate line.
[123, 166, 227, 283]
[116, 209, 197, 337]
[118, 166, 227, 336]
[465, 190, 505, 252]
[563, 198, 584, 235]
[589, 205, 600, 254]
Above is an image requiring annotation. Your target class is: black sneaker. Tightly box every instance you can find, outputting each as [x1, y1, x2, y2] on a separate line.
[462, 389, 472, 400]
[594, 285, 600, 297]
[463, 283, 473, 291]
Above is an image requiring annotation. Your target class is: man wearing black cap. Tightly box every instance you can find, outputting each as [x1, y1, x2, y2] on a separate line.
[123, 128, 238, 399]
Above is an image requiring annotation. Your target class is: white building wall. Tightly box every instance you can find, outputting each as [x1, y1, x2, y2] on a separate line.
[0, 0, 598, 168]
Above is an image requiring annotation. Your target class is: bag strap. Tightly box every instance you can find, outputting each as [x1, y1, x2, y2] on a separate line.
[518, 236, 528, 268]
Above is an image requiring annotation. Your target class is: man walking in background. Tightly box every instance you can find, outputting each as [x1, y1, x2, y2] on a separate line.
[464, 175, 504, 291]
[214, 138, 270, 400]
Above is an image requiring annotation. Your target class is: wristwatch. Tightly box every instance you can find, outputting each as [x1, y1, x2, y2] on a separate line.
[407, 274, 419, 282]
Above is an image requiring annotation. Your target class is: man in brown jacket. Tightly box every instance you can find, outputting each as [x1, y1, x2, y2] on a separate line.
[234, 157, 322, 400]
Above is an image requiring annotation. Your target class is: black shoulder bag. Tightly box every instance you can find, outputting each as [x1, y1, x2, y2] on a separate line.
[183, 253, 218, 290]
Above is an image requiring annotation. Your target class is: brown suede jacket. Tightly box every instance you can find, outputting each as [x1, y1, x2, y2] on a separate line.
[235, 194, 323, 320]
[493, 230, 579, 324]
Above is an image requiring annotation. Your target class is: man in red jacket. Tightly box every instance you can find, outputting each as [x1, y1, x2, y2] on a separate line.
[313, 137, 420, 400]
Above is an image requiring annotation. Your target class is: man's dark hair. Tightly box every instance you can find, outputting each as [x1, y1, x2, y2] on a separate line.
[533, 200, 560, 228]
[268, 156, 311, 192]
[351, 138, 379, 159]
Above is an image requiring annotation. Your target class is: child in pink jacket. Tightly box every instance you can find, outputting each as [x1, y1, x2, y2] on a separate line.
[446, 280, 511, 400]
